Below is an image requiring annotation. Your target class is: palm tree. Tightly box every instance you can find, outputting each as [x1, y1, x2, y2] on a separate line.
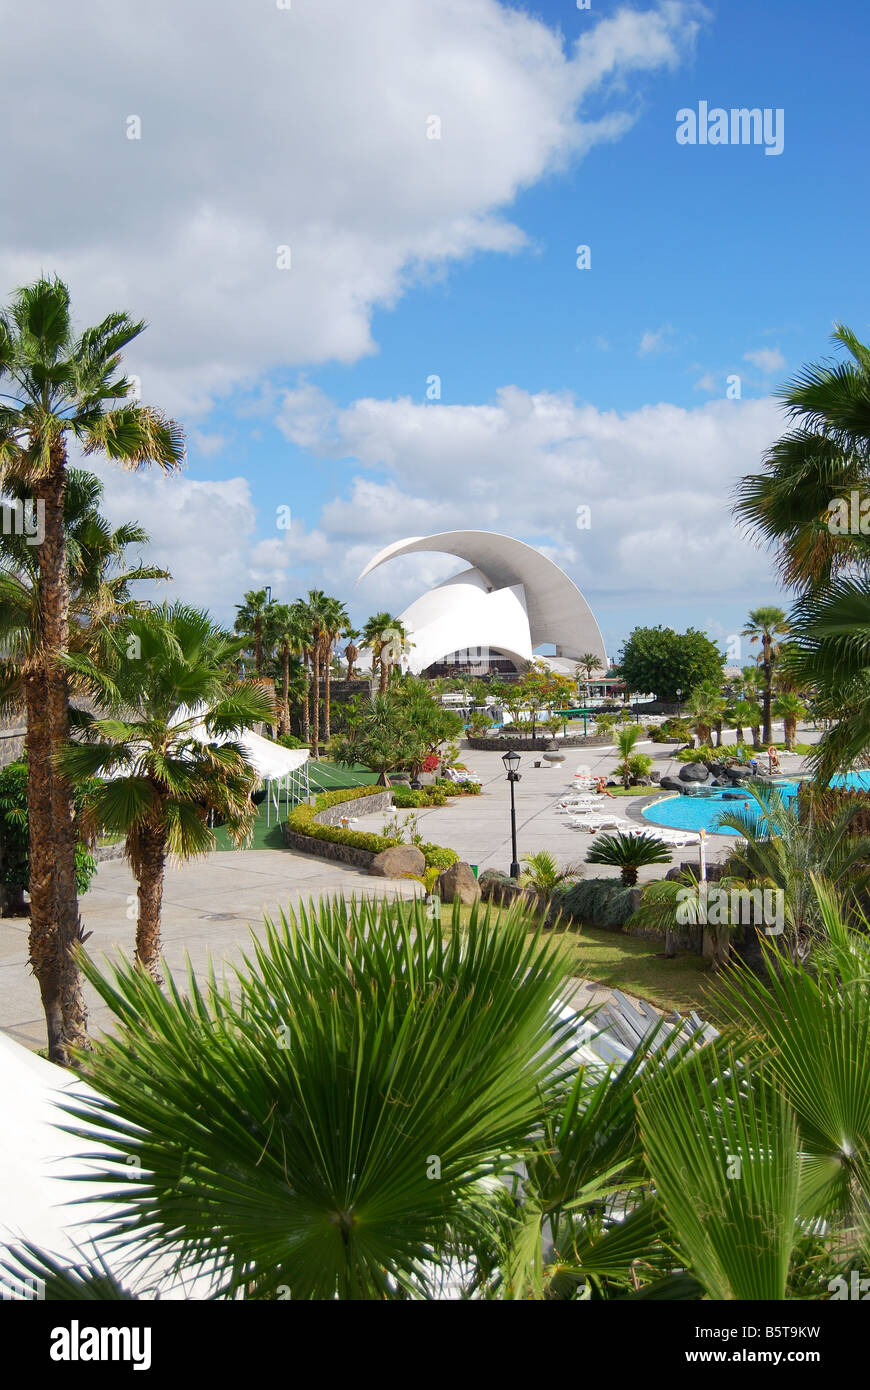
[585, 831, 672, 886]
[613, 724, 642, 787]
[772, 691, 806, 751]
[343, 625, 361, 680]
[321, 595, 349, 744]
[734, 324, 870, 593]
[361, 611, 409, 693]
[0, 276, 184, 1063]
[270, 602, 308, 738]
[733, 698, 756, 748]
[303, 589, 333, 757]
[684, 682, 723, 748]
[742, 607, 789, 745]
[783, 579, 870, 779]
[233, 589, 277, 676]
[58, 604, 275, 981]
[576, 653, 603, 699]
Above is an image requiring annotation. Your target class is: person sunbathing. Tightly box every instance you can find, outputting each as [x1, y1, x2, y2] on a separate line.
[768, 745, 781, 774]
[594, 777, 616, 798]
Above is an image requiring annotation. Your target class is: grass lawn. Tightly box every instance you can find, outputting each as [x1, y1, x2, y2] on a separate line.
[562, 925, 729, 1027]
[422, 899, 727, 1025]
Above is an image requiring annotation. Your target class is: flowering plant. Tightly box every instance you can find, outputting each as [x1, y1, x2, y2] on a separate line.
[422, 754, 440, 773]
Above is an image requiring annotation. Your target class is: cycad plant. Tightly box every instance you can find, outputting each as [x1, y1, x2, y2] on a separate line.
[0, 276, 184, 1062]
[521, 850, 583, 912]
[585, 831, 671, 886]
[58, 603, 275, 979]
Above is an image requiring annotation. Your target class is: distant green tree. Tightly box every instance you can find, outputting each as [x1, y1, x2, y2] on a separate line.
[618, 626, 724, 702]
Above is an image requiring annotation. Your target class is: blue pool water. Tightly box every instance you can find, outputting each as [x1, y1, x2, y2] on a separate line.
[642, 771, 870, 836]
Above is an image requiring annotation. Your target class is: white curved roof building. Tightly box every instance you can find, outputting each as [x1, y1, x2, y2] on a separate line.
[358, 530, 607, 676]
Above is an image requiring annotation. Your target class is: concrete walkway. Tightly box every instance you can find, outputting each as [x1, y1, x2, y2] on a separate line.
[0, 732, 817, 1051]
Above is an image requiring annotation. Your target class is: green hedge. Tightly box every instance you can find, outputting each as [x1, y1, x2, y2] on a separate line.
[312, 786, 387, 813]
[286, 801, 399, 854]
[552, 878, 637, 930]
[286, 786, 458, 867]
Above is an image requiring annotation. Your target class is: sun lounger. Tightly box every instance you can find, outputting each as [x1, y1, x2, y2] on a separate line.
[566, 812, 628, 831]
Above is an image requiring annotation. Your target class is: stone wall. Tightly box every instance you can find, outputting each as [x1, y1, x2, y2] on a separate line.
[0, 725, 26, 769]
[282, 827, 378, 870]
[314, 791, 393, 825]
[281, 788, 393, 868]
[466, 733, 612, 752]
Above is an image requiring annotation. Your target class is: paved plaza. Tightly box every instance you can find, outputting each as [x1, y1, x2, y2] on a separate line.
[0, 737, 814, 1049]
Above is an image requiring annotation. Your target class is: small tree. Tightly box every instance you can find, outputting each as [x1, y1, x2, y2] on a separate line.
[613, 726, 642, 788]
[773, 692, 806, 751]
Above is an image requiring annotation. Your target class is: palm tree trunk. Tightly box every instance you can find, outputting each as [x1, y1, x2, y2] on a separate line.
[762, 642, 773, 744]
[735, 723, 744, 743]
[281, 643, 290, 736]
[35, 454, 88, 1056]
[324, 639, 332, 742]
[24, 670, 66, 1064]
[300, 651, 311, 743]
[135, 824, 168, 983]
[752, 726, 762, 750]
[254, 617, 263, 675]
[379, 652, 388, 694]
[312, 643, 321, 756]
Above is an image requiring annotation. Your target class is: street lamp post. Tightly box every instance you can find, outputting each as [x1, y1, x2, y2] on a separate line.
[676, 687, 683, 719]
[502, 749, 522, 880]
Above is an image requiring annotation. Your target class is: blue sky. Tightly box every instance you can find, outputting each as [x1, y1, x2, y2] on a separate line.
[4, 0, 869, 661]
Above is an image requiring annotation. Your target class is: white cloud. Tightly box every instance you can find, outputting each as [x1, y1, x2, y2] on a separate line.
[84, 380, 784, 641]
[274, 384, 784, 618]
[743, 347, 786, 374]
[693, 373, 716, 392]
[0, 0, 707, 415]
[639, 324, 675, 356]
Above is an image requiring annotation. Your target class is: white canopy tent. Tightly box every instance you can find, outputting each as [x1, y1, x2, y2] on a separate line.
[100, 707, 311, 827]
[0, 1032, 214, 1298]
[210, 727, 310, 826]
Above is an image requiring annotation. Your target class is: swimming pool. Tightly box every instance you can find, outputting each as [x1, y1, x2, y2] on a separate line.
[642, 771, 870, 836]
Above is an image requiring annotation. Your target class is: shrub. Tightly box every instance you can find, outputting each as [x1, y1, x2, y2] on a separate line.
[552, 877, 638, 930]
[392, 785, 449, 809]
[0, 759, 99, 903]
[659, 718, 693, 741]
[675, 745, 714, 763]
[275, 733, 308, 750]
[420, 843, 459, 871]
[437, 778, 481, 796]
